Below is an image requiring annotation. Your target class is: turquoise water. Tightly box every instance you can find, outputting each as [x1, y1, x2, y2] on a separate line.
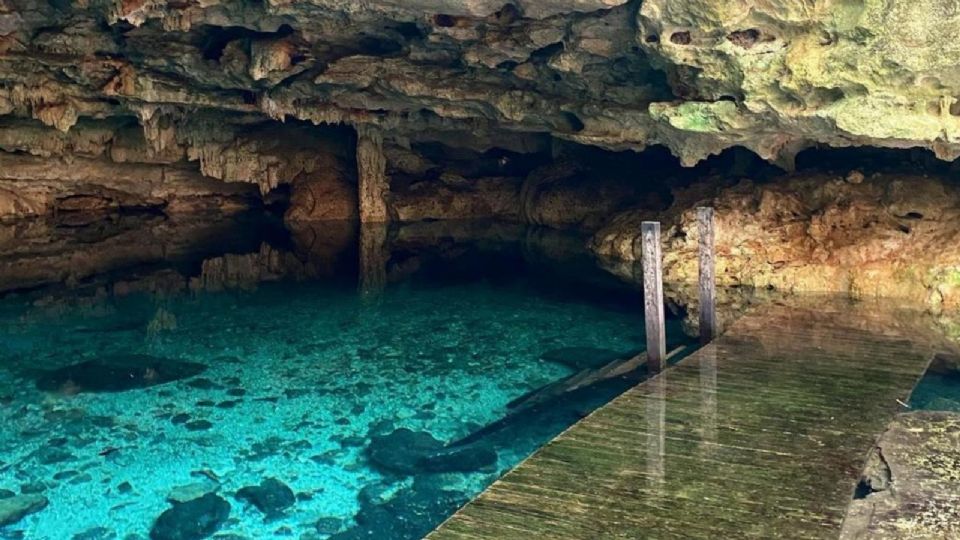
[910, 354, 960, 412]
[0, 219, 686, 540]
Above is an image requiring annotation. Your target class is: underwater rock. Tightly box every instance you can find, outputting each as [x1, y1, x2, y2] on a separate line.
[36, 355, 206, 394]
[0, 493, 48, 527]
[331, 479, 468, 540]
[314, 517, 345, 535]
[367, 429, 444, 474]
[235, 478, 295, 518]
[149, 493, 230, 540]
[366, 429, 497, 475]
[36, 446, 74, 465]
[167, 478, 219, 504]
[184, 420, 213, 432]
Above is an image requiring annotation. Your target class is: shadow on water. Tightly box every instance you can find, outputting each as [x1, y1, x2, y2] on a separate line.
[0, 214, 695, 540]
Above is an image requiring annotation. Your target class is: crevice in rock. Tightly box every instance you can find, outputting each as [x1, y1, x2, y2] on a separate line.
[669, 31, 691, 45]
[854, 446, 892, 499]
[726, 29, 774, 49]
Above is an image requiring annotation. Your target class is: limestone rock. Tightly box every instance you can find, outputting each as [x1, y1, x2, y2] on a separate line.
[35, 355, 207, 394]
[591, 171, 960, 311]
[235, 478, 295, 518]
[149, 493, 230, 540]
[366, 428, 497, 475]
[6, 0, 954, 185]
[167, 479, 220, 504]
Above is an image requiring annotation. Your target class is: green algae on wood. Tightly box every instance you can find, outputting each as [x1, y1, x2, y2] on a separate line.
[429, 302, 937, 539]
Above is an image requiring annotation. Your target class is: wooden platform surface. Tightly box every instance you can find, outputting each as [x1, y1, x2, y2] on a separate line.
[428, 302, 938, 540]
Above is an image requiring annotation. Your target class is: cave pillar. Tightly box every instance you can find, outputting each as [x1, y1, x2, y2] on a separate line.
[359, 222, 389, 297]
[356, 126, 390, 223]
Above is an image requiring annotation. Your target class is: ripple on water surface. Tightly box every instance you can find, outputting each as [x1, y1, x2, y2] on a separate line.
[0, 231, 681, 540]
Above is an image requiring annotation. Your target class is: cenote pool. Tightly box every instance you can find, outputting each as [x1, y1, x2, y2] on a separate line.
[0, 217, 690, 540]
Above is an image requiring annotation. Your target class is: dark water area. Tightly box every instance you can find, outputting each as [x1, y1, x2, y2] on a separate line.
[0, 214, 692, 540]
[910, 353, 960, 412]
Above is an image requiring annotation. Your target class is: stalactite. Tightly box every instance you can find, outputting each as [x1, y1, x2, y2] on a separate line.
[356, 125, 389, 223]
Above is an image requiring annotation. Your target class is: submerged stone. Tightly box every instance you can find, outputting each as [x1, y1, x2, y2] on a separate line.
[36, 355, 206, 394]
[184, 420, 213, 432]
[149, 493, 230, 540]
[332, 479, 468, 540]
[314, 517, 344, 535]
[36, 447, 74, 465]
[367, 429, 444, 474]
[366, 428, 497, 475]
[0, 493, 48, 527]
[235, 478, 295, 518]
[167, 478, 219, 503]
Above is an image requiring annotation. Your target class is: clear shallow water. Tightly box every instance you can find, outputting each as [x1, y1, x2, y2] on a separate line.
[0, 217, 688, 540]
[910, 354, 960, 412]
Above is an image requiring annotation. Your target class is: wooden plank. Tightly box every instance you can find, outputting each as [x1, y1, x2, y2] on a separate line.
[641, 221, 666, 371]
[697, 207, 716, 342]
[428, 302, 935, 540]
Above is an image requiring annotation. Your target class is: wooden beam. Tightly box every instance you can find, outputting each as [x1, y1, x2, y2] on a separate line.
[641, 221, 666, 372]
[698, 207, 717, 343]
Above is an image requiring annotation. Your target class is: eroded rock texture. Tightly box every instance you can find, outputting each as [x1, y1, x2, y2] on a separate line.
[592, 167, 960, 313]
[4, 0, 959, 173]
[5, 0, 960, 306]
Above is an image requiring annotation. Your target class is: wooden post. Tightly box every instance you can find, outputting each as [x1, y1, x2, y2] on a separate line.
[697, 207, 716, 343]
[641, 221, 666, 372]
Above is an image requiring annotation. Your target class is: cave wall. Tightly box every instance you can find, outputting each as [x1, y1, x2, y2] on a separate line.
[4, 0, 960, 309]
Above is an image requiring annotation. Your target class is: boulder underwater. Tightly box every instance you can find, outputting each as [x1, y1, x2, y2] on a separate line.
[35, 355, 206, 394]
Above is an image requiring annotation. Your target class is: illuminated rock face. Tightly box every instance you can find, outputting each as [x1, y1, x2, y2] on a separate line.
[4, 0, 960, 304]
[637, 0, 960, 165]
[591, 169, 960, 314]
[5, 0, 960, 174]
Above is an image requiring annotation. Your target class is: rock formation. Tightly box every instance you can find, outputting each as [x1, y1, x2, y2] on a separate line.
[591, 168, 960, 313]
[4, 0, 960, 308]
[5, 0, 957, 164]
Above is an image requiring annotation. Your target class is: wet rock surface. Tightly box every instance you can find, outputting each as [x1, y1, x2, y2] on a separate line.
[0, 0, 956, 184]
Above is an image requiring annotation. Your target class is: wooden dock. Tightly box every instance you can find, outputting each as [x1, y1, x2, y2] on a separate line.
[428, 301, 939, 540]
